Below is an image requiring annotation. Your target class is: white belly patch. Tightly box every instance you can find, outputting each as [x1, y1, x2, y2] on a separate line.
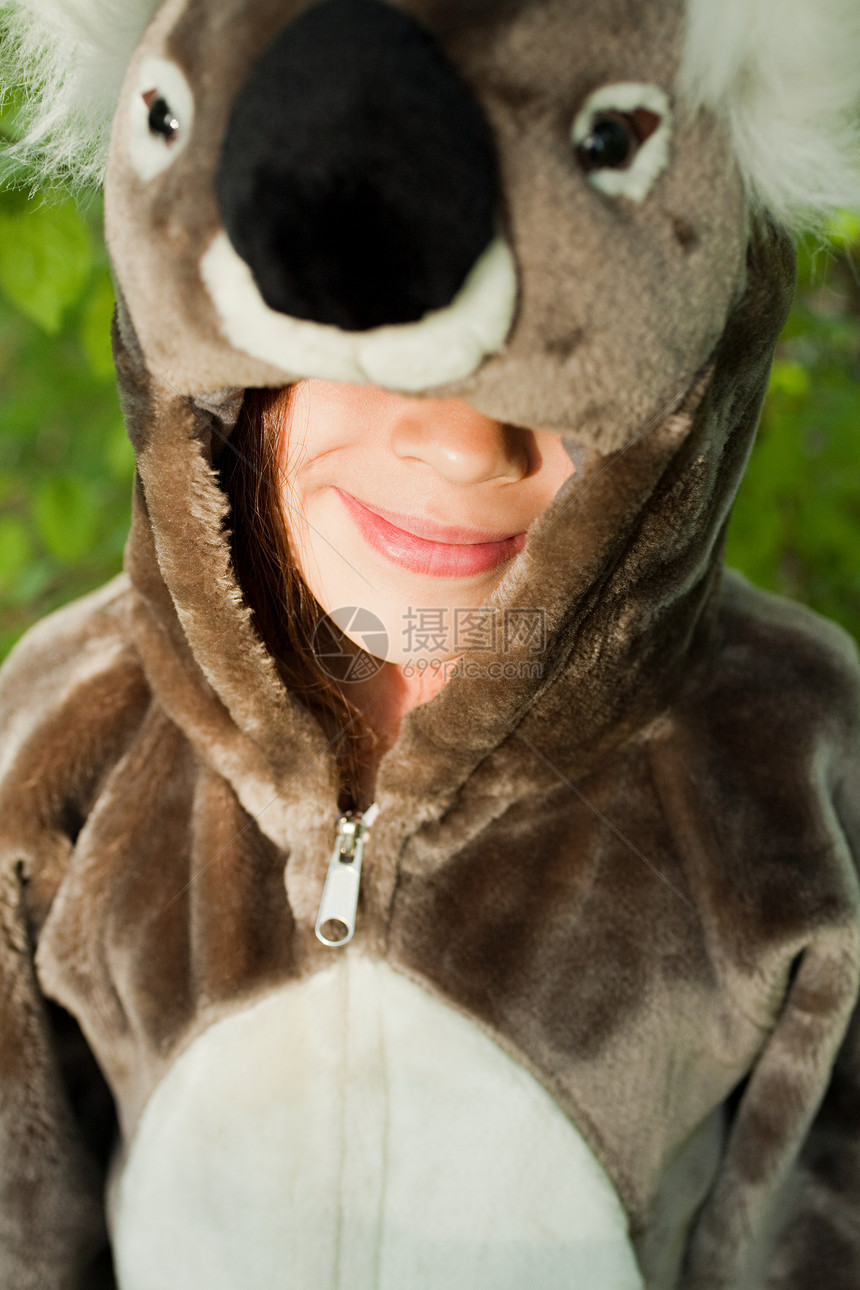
[111, 955, 643, 1290]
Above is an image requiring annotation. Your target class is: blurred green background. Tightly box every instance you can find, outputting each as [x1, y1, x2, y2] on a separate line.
[0, 166, 858, 662]
[0, 179, 132, 662]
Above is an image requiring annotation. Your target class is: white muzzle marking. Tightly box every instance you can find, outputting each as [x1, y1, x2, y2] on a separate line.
[200, 231, 517, 391]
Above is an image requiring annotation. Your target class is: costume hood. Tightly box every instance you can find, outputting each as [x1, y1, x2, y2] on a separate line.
[107, 0, 751, 438]
[97, 0, 787, 923]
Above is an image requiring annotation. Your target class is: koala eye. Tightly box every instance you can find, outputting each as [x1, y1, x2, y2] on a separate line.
[128, 56, 194, 181]
[575, 109, 661, 173]
[571, 83, 671, 202]
[143, 91, 181, 143]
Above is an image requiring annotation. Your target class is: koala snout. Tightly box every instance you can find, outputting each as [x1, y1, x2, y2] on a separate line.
[216, 0, 501, 334]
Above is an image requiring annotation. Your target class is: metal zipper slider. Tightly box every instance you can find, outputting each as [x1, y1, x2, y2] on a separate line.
[315, 802, 380, 948]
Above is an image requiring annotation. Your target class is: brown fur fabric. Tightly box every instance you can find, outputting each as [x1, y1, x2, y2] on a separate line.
[2, 2, 860, 1286]
[2, 213, 860, 1287]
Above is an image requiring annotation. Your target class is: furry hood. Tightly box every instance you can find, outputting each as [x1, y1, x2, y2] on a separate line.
[6, 0, 826, 910]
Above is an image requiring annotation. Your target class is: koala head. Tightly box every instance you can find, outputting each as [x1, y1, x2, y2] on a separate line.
[7, 0, 860, 450]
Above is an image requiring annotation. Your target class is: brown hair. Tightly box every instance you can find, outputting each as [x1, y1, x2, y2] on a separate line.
[219, 385, 374, 810]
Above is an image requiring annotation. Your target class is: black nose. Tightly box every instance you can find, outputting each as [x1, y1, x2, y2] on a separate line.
[216, 0, 500, 332]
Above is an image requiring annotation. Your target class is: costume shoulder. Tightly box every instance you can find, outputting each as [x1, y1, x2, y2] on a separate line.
[713, 566, 860, 756]
[674, 566, 860, 869]
[0, 573, 150, 906]
[0, 574, 149, 1288]
[659, 570, 860, 1287]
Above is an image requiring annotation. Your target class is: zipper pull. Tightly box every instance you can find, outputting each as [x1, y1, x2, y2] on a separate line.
[315, 802, 380, 948]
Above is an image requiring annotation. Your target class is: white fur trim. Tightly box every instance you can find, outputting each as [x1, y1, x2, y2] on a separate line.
[200, 230, 518, 391]
[111, 956, 643, 1290]
[571, 83, 672, 203]
[680, 0, 860, 233]
[1, 0, 159, 185]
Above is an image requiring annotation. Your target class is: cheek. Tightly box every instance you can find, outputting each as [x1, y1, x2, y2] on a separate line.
[280, 481, 318, 586]
[543, 433, 578, 492]
[284, 486, 359, 615]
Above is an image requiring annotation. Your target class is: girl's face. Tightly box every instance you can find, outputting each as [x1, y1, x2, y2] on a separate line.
[280, 379, 575, 667]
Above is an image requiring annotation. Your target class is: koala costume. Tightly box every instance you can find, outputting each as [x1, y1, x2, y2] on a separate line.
[2, 1, 860, 1287]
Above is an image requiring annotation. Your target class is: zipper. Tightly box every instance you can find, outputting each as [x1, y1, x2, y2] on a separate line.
[314, 802, 380, 947]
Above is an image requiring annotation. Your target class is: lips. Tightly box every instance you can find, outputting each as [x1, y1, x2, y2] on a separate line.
[335, 488, 527, 578]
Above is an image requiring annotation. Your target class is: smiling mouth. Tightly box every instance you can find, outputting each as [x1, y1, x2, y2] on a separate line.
[335, 488, 527, 578]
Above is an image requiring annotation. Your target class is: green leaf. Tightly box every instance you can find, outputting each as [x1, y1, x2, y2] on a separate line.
[768, 360, 810, 401]
[826, 209, 860, 250]
[104, 417, 134, 483]
[0, 193, 92, 333]
[13, 558, 53, 605]
[0, 514, 34, 592]
[33, 474, 99, 563]
[80, 266, 117, 379]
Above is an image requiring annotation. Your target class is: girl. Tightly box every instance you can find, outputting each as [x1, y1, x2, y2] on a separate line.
[225, 381, 576, 817]
[2, 1, 860, 1287]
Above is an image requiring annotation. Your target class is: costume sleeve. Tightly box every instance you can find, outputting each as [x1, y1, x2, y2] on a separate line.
[0, 858, 111, 1288]
[0, 580, 148, 1289]
[759, 1001, 860, 1289]
[680, 932, 860, 1290]
[753, 758, 860, 1290]
[680, 675, 860, 1290]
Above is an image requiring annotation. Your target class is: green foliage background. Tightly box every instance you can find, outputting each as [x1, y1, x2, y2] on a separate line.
[0, 164, 859, 661]
[0, 73, 133, 660]
[726, 213, 860, 638]
[0, 182, 131, 661]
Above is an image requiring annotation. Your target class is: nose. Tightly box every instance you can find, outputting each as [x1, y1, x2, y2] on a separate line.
[390, 398, 530, 487]
[217, 0, 500, 333]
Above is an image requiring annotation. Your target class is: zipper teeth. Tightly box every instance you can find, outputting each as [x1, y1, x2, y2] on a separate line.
[314, 803, 380, 948]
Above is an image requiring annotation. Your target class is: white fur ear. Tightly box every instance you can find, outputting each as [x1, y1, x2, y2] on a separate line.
[1, 0, 161, 187]
[680, 0, 860, 235]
